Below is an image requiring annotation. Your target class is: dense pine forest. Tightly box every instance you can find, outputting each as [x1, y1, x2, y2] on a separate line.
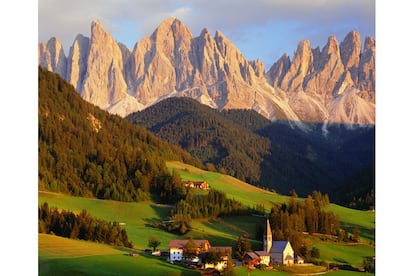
[127, 97, 375, 205]
[127, 97, 270, 184]
[38, 67, 199, 202]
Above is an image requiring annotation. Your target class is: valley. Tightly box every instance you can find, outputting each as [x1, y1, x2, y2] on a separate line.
[37, 12, 375, 274]
[39, 161, 374, 275]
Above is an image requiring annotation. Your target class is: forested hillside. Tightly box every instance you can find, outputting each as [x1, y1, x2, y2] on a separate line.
[127, 97, 270, 184]
[38, 67, 199, 202]
[128, 97, 375, 199]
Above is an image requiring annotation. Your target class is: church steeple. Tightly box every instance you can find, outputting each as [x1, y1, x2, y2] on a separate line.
[263, 218, 272, 253]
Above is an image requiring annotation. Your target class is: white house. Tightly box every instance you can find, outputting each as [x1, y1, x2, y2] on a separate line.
[168, 239, 211, 262]
[254, 250, 271, 266]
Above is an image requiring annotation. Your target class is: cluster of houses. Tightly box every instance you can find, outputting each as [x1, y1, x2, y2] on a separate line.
[166, 219, 303, 272]
[182, 180, 210, 190]
[168, 239, 231, 270]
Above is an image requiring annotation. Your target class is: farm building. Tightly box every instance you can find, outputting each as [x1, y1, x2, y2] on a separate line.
[183, 181, 210, 190]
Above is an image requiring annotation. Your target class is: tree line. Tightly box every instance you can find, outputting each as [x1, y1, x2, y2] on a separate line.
[154, 188, 264, 235]
[38, 202, 133, 248]
[269, 191, 340, 253]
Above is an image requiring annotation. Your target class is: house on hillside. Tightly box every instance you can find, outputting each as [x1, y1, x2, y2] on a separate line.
[244, 250, 270, 267]
[183, 181, 209, 190]
[168, 239, 211, 262]
[254, 251, 271, 266]
[203, 246, 232, 271]
[243, 252, 261, 267]
[263, 219, 295, 265]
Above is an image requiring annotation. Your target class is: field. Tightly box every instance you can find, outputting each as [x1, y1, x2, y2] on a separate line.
[39, 161, 375, 274]
[39, 234, 198, 275]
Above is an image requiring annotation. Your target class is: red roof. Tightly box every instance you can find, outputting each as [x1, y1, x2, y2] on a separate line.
[168, 239, 210, 249]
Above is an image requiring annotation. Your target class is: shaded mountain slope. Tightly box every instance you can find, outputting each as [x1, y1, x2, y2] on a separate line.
[127, 97, 374, 197]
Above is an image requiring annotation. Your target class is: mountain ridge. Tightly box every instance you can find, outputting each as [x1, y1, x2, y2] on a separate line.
[39, 18, 375, 130]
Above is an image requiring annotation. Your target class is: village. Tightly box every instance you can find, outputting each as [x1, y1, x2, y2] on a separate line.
[139, 218, 305, 275]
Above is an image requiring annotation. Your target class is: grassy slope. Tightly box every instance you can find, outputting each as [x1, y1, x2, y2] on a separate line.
[167, 161, 375, 236]
[39, 161, 375, 271]
[38, 191, 176, 250]
[167, 161, 290, 210]
[39, 234, 198, 276]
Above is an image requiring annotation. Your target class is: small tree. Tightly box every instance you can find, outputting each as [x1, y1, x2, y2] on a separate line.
[148, 236, 161, 252]
[235, 234, 251, 261]
[183, 237, 198, 258]
[310, 247, 320, 259]
[203, 250, 222, 266]
[352, 226, 360, 242]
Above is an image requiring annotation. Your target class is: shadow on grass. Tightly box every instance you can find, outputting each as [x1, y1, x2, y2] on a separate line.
[333, 257, 348, 264]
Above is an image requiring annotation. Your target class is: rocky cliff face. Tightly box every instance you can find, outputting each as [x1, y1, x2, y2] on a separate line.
[39, 18, 375, 129]
[266, 30, 375, 126]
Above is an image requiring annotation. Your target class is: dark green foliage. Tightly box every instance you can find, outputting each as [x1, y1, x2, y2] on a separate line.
[220, 109, 271, 132]
[127, 97, 270, 184]
[235, 234, 251, 261]
[363, 257, 375, 273]
[170, 189, 248, 221]
[258, 122, 375, 196]
[127, 96, 375, 203]
[202, 250, 223, 265]
[38, 202, 132, 248]
[310, 247, 320, 258]
[269, 192, 340, 252]
[148, 236, 161, 251]
[38, 67, 198, 202]
[331, 165, 375, 210]
[153, 220, 190, 235]
[183, 237, 198, 258]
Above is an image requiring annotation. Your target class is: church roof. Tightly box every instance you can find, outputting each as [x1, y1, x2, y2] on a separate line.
[270, 241, 290, 253]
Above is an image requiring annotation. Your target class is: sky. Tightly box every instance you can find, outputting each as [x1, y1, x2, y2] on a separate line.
[38, 0, 375, 69]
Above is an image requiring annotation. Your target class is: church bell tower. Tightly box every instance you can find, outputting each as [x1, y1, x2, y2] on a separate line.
[263, 218, 272, 253]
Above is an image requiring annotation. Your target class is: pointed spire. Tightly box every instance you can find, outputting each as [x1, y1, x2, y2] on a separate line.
[266, 218, 271, 236]
[264, 218, 272, 253]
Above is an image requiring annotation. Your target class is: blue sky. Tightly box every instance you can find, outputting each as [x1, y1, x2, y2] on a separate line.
[38, 0, 375, 69]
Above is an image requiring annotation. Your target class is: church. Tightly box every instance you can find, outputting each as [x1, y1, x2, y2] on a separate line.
[263, 219, 295, 265]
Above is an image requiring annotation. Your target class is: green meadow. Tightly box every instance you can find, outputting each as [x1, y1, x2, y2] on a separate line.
[39, 234, 198, 276]
[309, 242, 375, 267]
[167, 161, 375, 242]
[39, 161, 375, 273]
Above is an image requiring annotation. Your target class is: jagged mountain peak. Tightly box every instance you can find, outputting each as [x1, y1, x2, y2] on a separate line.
[151, 17, 192, 40]
[39, 19, 375, 129]
[363, 36, 375, 52]
[323, 35, 340, 55]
